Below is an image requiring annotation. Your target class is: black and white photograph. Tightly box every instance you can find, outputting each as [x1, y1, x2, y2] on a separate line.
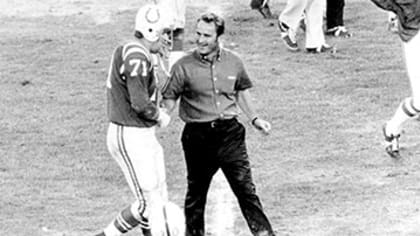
[1, 0, 420, 235]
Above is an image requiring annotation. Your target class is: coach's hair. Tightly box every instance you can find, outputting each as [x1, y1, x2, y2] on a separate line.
[197, 12, 225, 37]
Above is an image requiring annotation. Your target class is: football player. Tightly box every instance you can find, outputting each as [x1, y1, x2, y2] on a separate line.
[95, 3, 173, 236]
[370, 0, 420, 158]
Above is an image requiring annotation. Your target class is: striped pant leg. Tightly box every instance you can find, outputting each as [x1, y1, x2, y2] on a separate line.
[106, 123, 167, 234]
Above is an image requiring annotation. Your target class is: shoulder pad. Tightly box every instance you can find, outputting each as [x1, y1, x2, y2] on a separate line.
[122, 42, 151, 62]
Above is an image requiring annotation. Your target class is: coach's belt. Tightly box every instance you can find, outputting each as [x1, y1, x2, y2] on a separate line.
[209, 118, 236, 128]
[188, 118, 237, 128]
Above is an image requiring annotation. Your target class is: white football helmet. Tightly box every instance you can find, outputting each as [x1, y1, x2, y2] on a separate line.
[135, 4, 175, 42]
[163, 201, 185, 236]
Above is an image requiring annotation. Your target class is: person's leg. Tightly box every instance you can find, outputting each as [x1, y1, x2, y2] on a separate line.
[384, 33, 420, 157]
[386, 33, 420, 135]
[278, 0, 307, 51]
[325, 0, 351, 37]
[97, 124, 167, 236]
[279, 0, 307, 30]
[220, 122, 275, 236]
[326, 0, 344, 29]
[304, 0, 327, 49]
[250, 0, 274, 19]
[181, 124, 219, 236]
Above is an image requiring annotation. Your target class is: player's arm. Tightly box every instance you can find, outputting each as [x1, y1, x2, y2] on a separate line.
[161, 62, 185, 113]
[236, 90, 271, 135]
[124, 53, 160, 121]
[235, 61, 271, 134]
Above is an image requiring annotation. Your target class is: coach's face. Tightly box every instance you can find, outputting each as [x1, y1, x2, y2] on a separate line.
[195, 20, 218, 55]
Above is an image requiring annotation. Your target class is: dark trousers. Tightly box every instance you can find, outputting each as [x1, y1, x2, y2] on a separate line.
[181, 119, 274, 236]
[326, 0, 345, 29]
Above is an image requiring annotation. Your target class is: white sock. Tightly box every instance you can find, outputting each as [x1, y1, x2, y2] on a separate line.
[387, 98, 418, 135]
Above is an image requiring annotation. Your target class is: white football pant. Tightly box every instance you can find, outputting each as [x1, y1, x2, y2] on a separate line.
[107, 123, 168, 234]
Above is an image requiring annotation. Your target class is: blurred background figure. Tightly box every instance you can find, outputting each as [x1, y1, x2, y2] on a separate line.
[250, 0, 274, 19]
[325, 0, 352, 38]
[157, 0, 186, 68]
[278, 0, 334, 53]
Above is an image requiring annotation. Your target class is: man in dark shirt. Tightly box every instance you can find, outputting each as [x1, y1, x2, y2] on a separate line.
[162, 12, 276, 236]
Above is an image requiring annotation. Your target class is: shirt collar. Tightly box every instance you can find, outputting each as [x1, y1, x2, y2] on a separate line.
[194, 44, 223, 63]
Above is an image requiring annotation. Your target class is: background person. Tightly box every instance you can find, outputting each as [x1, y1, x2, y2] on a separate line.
[278, 0, 333, 53]
[325, 0, 352, 37]
[250, 0, 274, 19]
[369, 0, 420, 158]
[156, 0, 187, 68]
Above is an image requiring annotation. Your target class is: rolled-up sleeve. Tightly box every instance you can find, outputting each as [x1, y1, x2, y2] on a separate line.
[235, 61, 253, 91]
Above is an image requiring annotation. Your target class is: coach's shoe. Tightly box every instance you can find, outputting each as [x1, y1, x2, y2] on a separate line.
[326, 26, 352, 38]
[278, 21, 299, 51]
[382, 124, 401, 159]
[306, 44, 336, 54]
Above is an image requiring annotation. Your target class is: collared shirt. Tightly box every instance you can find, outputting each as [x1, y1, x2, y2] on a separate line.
[162, 47, 253, 123]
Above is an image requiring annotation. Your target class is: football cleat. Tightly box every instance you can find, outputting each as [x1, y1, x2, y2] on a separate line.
[382, 124, 401, 159]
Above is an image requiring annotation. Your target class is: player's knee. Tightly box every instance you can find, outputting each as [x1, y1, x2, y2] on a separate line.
[130, 200, 147, 221]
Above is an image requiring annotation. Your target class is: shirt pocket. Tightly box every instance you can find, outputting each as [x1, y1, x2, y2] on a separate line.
[217, 75, 237, 95]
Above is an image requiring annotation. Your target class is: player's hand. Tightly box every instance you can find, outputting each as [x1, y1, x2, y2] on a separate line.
[252, 118, 271, 135]
[387, 12, 399, 33]
[157, 108, 171, 128]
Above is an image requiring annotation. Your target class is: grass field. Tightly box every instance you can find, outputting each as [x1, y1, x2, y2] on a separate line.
[2, 0, 420, 235]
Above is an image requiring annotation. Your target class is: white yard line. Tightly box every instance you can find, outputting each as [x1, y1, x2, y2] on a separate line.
[207, 170, 236, 236]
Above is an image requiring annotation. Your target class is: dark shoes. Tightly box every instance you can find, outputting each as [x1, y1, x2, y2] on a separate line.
[325, 26, 352, 38]
[306, 44, 336, 54]
[382, 124, 401, 159]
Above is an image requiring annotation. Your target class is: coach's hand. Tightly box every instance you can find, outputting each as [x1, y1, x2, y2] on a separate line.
[157, 108, 171, 128]
[252, 117, 271, 135]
